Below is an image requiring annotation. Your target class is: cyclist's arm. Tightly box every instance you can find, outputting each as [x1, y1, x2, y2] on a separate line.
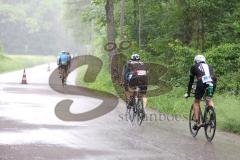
[187, 75, 194, 95]
[187, 66, 195, 95]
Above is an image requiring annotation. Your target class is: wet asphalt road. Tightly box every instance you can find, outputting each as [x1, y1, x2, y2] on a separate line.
[0, 63, 240, 160]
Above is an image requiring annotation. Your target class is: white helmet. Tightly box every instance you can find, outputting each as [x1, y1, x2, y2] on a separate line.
[131, 53, 140, 61]
[194, 55, 206, 64]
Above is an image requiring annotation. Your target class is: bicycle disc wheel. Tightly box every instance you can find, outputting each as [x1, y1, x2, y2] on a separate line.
[189, 105, 200, 137]
[204, 107, 216, 142]
[137, 99, 145, 126]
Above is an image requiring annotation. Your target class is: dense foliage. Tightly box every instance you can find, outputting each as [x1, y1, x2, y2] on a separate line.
[64, 0, 240, 94]
[206, 44, 240, 94]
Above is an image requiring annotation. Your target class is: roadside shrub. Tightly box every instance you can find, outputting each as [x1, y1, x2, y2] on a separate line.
[206, 43, 240, 75]
[206, 43, 240, 95]
[167, 41, 198, 85]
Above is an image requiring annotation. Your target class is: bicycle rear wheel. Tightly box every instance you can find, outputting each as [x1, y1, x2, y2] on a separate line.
[204, 107, 216, 142]
[137, 98, 145, 126]
[189, 105, 201, 137]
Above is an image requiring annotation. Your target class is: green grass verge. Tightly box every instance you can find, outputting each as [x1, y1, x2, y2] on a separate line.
[76, 56, 240, 134]
[215, 95, 240, 134]
[76, 54, 117, 95]
[0, 54, 54, 73]
[148, 88, 240, 134]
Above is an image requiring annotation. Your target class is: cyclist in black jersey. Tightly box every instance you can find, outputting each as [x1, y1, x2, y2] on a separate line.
[185, 55, 217, 129]
[123, 54, 148, 110]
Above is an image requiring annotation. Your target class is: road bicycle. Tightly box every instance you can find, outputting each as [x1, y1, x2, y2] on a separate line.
[188, 84, 216, 142]
[127, 86, 145, 126]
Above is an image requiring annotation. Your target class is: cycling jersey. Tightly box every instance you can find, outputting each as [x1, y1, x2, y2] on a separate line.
[124, 60, 147, 81]
[187, 62, 217, 99]
[124, 60, 148, 93]
[190, 63, 214, 81]
[59, 53, 69, 65]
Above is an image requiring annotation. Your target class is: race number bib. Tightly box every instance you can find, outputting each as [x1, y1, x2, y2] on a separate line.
[202, 75, 212, 83]
[137, 70, 147, 76]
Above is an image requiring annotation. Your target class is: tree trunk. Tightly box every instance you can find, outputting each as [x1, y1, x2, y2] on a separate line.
[105, 0, 117, 80]
[196, 17, 200, 51]
[133, 0, 138, 41]
[106, 0, 115, 57]
[200, 11, 205, 52]
[138, 0, 141, 49]
[120, 0, 125, 40]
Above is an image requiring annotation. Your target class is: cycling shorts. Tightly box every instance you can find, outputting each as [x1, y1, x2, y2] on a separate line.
[59, 64, 68, 71]
[195, 80, 215, 100]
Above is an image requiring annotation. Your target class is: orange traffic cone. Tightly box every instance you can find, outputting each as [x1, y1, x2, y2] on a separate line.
[21, 69, 28, 84]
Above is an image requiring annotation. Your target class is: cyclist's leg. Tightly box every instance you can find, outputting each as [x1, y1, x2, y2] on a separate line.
[140, 85, 147, 109]
[127, 86, 134, 104]
[124, 87, 134, 110]
[193, 99, 201, 122]
[126, 78, 135, 107]
[206, 98, 214, 108]
[206, 82, 216, 108]
[142, 95, 147, 109]
[194, 81, 205, 122]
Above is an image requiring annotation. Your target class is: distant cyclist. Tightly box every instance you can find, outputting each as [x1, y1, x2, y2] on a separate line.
[57, 51, 69, 78]
[185, 55, 217, 130]
[123, 53, 148, 112]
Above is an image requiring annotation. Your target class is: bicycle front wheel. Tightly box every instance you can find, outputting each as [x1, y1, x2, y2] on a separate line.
[189, 105, 201, 137]
[204, 107, 216, 142]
